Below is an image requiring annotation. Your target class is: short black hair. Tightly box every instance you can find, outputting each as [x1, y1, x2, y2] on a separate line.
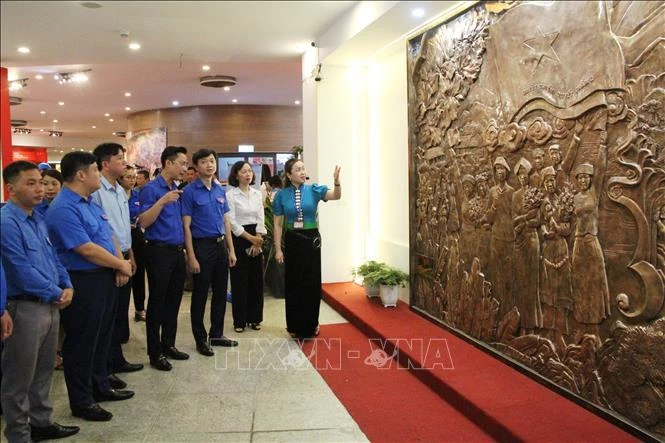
[93, 142, 125, 170]
[2, 161, 39, 185]
[61, 152, 98, 182]
[160, 146, 187, 167]
[268, 174, 283, 189]
[187, 166, 197, 172]
[137, 170, 150, 180]
[192, 148, 217, 166]
[227, 161, 255, 187]
[42, 169, 64, 185]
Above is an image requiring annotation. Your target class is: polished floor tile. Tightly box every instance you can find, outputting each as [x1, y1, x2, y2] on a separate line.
[2, 292, 367, 442]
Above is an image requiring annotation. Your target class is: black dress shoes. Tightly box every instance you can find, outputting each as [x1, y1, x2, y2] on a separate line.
[210, 336, 239, 347]
[196, 342, 214, 356]
[113, 361, 144, 373]
[71, 404, 113, 421]
[164, 346, 189, 360]
[31, 422, 80, 442]
[108, 374, 127, 390]
[150, 355, 172, 371]
[93, 388, 135, 402]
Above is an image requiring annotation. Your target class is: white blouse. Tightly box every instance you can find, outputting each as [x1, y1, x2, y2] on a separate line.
[226, 186, 267, 237]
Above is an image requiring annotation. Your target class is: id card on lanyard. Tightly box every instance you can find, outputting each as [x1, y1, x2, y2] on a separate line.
[293, 187, 304, 228]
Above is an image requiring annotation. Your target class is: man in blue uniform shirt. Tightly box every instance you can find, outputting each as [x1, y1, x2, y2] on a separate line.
[46, 152, 134, 422]
[0, 161, 80, 442]
[91, 143, 144, 380]
[182, 149, 238, 357]
[138, 146, 190, 371]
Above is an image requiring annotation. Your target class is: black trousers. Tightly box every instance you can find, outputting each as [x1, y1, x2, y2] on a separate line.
[145, 244, 185, 359]
[61, 268, 116, 408]
[191, 238, 228, 344]
[131, 228, 147, 312]
[284, 229, 322, 338]
[109, 263, 132, 371]
[230, 224, 264, 328]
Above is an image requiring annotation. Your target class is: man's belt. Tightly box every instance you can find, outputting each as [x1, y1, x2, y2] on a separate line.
[145, 241, 185, 252]
[194, 235, 225, 243]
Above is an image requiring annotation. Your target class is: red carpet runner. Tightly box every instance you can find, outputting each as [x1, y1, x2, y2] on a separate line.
[310, 282, 637, 442]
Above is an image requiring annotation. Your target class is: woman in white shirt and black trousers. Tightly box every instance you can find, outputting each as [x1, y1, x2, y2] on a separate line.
[227, 161, 267, 332]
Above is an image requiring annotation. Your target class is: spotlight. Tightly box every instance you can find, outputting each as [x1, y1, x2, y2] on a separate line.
[56, 69, 91, 84]
[48, 130, 63, 137]
[13, 127, 32, 135]
[8, 78, 28, 91]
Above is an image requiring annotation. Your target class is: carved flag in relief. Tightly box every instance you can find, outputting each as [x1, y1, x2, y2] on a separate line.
[485, 1, 625, 122]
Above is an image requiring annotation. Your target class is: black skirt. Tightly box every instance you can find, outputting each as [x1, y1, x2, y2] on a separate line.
[284, 229, 322, 338]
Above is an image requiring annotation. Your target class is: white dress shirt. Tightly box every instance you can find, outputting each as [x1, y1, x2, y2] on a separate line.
[226, 186, 267, 237]
[90, 175, 132, 252]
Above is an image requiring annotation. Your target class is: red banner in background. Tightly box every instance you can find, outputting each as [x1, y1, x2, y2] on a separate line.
[11, 146, 48, 163]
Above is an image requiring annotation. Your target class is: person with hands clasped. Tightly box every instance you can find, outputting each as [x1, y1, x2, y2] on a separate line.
[1, 161, 80, 442]
[273, 159, 341, 340]
[45, 152, 134, 422]
[226, 161, 267, 333]
[138, 146, 190, 371]
[182, 149, 238, 357]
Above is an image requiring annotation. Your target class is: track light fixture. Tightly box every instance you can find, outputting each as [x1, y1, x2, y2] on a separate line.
[8, 78, 28, 91]
[49, 131, 63, 137]
[54, 69, 91, 84]
[13, 127, 32, 135]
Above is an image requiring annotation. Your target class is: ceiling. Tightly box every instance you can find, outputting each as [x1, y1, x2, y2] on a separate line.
[1, 1, 357, 139]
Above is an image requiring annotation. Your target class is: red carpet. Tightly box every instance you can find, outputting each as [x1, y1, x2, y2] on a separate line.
[318, 282, 638, 442]
[302, 322, 493, 442]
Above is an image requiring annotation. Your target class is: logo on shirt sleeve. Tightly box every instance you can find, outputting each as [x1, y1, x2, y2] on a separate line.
[217, 197, 225, 204]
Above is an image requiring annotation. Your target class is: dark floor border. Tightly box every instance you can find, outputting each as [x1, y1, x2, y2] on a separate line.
[409, 305, 662, 443]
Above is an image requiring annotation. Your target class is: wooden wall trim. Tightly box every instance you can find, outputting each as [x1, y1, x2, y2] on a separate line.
[127, 104, 302, 152]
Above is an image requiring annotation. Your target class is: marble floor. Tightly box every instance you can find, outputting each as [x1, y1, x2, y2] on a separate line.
[2, 293, 369, 443]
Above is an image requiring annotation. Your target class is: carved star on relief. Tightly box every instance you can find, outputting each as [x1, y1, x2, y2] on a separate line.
[522, 28, 561, 75]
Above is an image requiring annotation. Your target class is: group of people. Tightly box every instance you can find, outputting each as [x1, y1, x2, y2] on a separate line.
[0, 143, 341, 443]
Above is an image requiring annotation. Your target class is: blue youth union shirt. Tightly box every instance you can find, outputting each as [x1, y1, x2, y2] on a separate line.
[139, 174, 184, 245]
[1, 201, 72, 302]
[45, 187, 116, 271]
[181, 178, 229, 238]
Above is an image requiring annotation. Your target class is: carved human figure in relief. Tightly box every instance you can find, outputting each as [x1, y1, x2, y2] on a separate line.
[539, 166, 573, 343]
[511, 157, 543, 334]
[571, 163, 610, 341]
[471, 172, 492, 277]
[486, 157, 515, 317]
[548, 144, 567, 190]
[529, 147, 545, 188]
[459, 174, 477, 270]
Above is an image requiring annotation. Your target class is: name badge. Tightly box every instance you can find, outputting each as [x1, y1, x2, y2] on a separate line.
[294, 221, 304, 229]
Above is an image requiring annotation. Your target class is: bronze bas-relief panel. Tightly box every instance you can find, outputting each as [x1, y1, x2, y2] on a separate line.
[407, 1, 665, 437]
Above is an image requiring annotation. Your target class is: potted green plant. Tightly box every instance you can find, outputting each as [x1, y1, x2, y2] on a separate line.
[366, 265, 409, 307]
[352, 260, 385, 298]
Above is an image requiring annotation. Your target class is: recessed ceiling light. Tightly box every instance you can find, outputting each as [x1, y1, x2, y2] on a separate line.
[59, 150, 64, 153]
[202, 65, 210, 71]
[232, 99, 238, 103]
[92, 125, 96, 129]
[104, 113, 110, 117]
[17, 46, 30, 54]
[40, 110, 46, 114]
[223, 86, 231, 91]
[172, 101, 179, 106]
[125, 107, 131, 111]
[58, 101, 65, 106]
[129, 42, 141, 50]
[109, 118, 114, 122]
[124, 92, 131, 97]
[412, 8, 425, 18]
[52, 119, 58, 123]
[294, 100, 301, 105]
[35, 74, 43, 80]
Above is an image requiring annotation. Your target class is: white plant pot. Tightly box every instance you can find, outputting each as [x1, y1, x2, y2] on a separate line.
[379, 285, 399, 307]
[364, 282, 380, 298]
